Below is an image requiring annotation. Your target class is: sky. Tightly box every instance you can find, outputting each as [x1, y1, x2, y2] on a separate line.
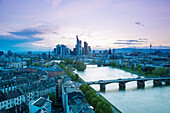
[0, 0, 170, 52]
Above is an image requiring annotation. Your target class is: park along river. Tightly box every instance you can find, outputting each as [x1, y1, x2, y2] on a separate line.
[75, 65, 170, 113]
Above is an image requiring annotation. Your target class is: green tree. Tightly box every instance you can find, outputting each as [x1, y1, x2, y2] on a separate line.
[33, 62, 41, 66]
[48, 92, 56, 107]
[152, 67, 168, 77]
[27, 59, 33, 66]
[131, 64, 134, 70]
[64, 59, 73, 65]
[138, 67, 142, 73]
[91, 97, 98, 108]
[143, 66, 155, 74]
[75, 61, 86, 71]
[51, 62, 56, 66]
[109, 61, 118, 67]
[136, 64, 141, 71]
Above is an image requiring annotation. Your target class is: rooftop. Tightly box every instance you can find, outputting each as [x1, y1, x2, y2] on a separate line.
[4, 90, 22, 100]
[33, 97, 52, 108]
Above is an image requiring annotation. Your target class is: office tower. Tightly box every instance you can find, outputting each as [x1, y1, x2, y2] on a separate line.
[42, 53, 47, 59]
[88, 46, 91, 55]
[76, 35, 82, 56]
[0, 51, 4, 56]
[28, 51, 32, 56]
[73, 48, 76, 55]
[7, 50, 13, 56]
[56, 44, 61, 56]
[53, 48, 56, 55]
[61, 44, 66, 56]
[56, 44, 68, 57]
[49, 51, 51, 58]
[112, 49, 115, 55]
[150, 43, 152, 54]
[66, 48, 70, 56]
[108, 48, 112, 54]
[92, 50, 95, 55]
[84, 41, 88, 55]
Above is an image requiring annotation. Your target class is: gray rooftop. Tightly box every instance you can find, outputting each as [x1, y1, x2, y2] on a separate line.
[33, 97, 52, 108]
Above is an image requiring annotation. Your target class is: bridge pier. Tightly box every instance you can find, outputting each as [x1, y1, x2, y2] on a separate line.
[100, 83, 105, 92]
[153, 79, 162, 86]
[137, 80, 145, 88]
[119, 82, 126, 90]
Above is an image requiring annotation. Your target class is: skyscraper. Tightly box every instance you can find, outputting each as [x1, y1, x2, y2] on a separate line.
[61, 44, 66, 56]
[76, 35, 82, 56]
[88, 46, 91, 55]
[150, 43, 152, 54]
[56, 44, 61, 56]
[84, 41, 88, 55]
[55, 44, 68, 57]
[7, 50, 13, 56]
[53, 48, 56, 55]
[108, 48, 112, 54]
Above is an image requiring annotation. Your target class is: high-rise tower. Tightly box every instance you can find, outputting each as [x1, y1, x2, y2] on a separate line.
[150, 43, 152, 54]
[76, 35, 82, 56]
[84, 41, 88, 55]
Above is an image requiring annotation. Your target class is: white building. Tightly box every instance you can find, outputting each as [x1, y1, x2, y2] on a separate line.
[0, 90, 25, 110]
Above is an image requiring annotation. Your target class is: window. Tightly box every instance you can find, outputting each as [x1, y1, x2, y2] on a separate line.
[1, 103, 3, 106]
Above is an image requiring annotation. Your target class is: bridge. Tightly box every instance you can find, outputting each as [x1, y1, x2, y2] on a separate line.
[85, 77, 170, 91]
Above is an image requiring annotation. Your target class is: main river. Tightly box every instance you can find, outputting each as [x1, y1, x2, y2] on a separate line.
[75, 65, 170, 113]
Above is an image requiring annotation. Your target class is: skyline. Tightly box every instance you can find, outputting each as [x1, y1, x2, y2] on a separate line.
[0, 0, 170, 52]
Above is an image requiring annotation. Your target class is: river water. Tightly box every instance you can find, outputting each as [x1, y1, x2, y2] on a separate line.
[75, 65, 170, 113]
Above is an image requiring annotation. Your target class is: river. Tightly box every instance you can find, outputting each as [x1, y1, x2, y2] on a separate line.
[75, 65, 170, 113]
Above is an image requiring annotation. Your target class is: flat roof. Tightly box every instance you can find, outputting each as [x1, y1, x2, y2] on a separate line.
[33, 97, 52, 108]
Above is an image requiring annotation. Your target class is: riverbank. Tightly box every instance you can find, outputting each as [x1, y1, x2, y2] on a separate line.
[116, 67, 154, 78]
[73, 72, 121, 113]
[107, 65, 160, 78]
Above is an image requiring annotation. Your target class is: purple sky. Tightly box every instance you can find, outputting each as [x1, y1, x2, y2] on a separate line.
[0, 0, 170, 51]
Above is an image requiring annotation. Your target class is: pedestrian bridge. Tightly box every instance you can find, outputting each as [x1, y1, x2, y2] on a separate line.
[85, 77, 170, 91]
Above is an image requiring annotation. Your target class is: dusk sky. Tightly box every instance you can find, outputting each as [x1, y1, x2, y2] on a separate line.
[0, 0, 170, 52]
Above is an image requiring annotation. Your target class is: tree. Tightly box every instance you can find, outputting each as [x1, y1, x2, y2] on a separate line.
[48, 92, 56, 107]
[64, 59, 73, 65]
[136, 64, 141, 71]
[33, 62, 41, 66]
[51, 62, 56, 66]
[152, 67, 168, 77]
[91, 97, 98, 108]
[143, 66, 155, 74]
[27, 59, 33, 66]
[131, 64, 134, 70]
[75, 61, 86, 71]
[138, 67, 142, 73]
[109, 61, 118, 67]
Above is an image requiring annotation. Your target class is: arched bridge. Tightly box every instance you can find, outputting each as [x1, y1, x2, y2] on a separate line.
[85, 77, 170, 91]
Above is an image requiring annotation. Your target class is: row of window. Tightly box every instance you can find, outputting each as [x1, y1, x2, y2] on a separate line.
[0, 99, 24, 109]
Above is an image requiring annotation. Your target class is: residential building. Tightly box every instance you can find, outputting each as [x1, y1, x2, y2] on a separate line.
[30, 97, 52, 113]
[62, 77, 94, 113]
